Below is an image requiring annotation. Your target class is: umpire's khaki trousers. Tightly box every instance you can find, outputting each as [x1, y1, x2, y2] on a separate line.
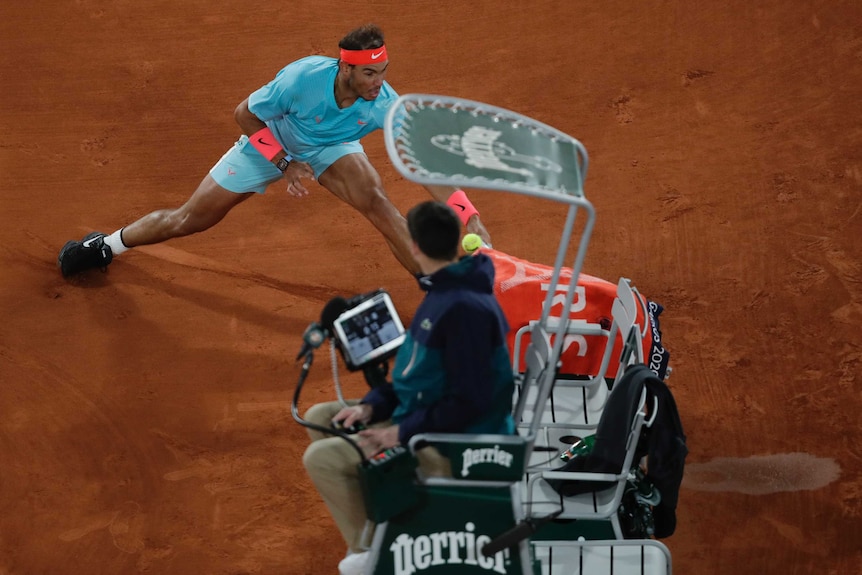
[302, 400, 451, 553]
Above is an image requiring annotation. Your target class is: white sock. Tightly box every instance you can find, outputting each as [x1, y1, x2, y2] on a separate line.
[103, 229, 129, 256]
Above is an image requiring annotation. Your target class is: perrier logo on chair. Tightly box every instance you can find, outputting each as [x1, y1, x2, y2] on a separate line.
[388, 522, 508, 575]
[459, 444, 515, 478]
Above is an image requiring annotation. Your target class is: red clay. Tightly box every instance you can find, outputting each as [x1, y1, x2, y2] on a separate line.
[2, 1, 860, 573]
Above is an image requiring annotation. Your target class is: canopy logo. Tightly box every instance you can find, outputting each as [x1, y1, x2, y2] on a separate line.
[460, 445, 514, 477]
[430, 126, 562, 178]
[389, 522, 508, 575]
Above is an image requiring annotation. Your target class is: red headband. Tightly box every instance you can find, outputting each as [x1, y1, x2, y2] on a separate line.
[340, 45, 388, 66]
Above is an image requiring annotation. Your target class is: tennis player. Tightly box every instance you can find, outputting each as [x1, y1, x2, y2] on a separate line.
[58, 24, 491, 277]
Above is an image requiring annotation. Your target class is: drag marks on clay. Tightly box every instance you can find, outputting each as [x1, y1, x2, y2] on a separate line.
[106, 501, 146, 554]
[752, 120, 780, 134]
[760, 515, 832, 558]
[162, 460, 229, 482]
[156, 424, 292, 497]
[154, 423, 309, 565]
[155, 428, 230, 484]
[671, 314, 748, 374]
[126, 61, 156, 92]
[59, 501, 145, 553]
[789, 233, 862, 309]
[681, 70, 714, 116]
[835, 350, 862, 390]
[681, 69, 714, 87]
[762, 516, 808, 548]
[822, 244, 862, 320]
[742, 289, 772, 312]
[658, 187, 696, 223]
[731, 393, 765, 416]
[235, 400, 291, 413]
[74, 0, 105, 19]
[58, 514, 112, 542]
[771, 172, 799, 204]
[159, 439, 266, 495]
[133, 243, 335, 303]
[786, 251, 829, 297]
[80, 130, 118, 168]
[1, 342, 129, 446]
[0, 344, 168, 562]
[838, 478, 862, 518]
[610, 95, 634, 124]
[683, 453, 840, 495]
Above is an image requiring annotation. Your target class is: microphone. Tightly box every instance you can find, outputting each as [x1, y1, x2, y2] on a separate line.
[320, 296, 349, 333]
[296, 296, 351, 361]
[295, 322, 326, 360]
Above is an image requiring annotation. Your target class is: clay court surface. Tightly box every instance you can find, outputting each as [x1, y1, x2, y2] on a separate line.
[2, 1, 861, 573]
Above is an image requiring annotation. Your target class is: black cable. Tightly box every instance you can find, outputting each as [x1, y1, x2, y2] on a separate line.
[481, 509, 564, 557]
[291, 351, 367, 463]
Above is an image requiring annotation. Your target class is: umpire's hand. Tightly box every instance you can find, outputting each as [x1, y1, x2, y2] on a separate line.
[358, 425, 400, 458]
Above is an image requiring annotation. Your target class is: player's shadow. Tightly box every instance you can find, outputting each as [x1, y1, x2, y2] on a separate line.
[112, 260, 323, 338]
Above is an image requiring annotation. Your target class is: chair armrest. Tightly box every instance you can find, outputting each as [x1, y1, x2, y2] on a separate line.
[408, 432, 525, 451]
[409, 433, 526, 481]
[540, 470, 622, 483]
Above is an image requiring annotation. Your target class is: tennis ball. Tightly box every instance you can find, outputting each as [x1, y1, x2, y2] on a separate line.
[462, 233, 483, 254]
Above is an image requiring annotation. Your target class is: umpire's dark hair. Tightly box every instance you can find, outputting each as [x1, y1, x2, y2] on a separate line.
[339, 24, 385, 51]
[407, 201, 460, 261]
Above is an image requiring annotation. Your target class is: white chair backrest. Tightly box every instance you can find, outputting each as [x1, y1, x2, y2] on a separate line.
[513, 323, 557, 440]
[614, 278, 644, 373]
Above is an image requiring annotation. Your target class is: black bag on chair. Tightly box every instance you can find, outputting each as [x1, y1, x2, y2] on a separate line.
[547, 364, 687, 539]
[642, 375, 687, 538]
[547, 364, 652, 496]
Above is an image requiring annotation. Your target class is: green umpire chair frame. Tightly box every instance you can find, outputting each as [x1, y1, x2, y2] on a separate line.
[349, 95, 673, 575]
[357, 355, 664, 574]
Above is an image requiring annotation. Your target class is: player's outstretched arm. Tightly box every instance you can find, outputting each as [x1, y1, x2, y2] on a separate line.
[423, 184, 492, 247]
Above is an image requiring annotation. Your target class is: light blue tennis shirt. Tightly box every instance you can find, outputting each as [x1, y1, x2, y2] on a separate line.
[247, 56, 398, 157]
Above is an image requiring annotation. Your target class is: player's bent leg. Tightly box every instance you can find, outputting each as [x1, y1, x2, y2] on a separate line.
[318, 154, 419, 274]
[59, 177, 253, 276]
[120, 175, 254, 247]
[59, 136, 278, 276]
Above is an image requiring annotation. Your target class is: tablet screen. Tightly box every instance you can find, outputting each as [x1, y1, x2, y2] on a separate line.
[332, 291, 406, 370]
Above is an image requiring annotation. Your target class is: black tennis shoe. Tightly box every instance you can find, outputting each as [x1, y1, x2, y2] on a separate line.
[58, 232, 113, 277]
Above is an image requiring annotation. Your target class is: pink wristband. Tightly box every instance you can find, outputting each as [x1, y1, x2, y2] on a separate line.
[447, 189, 479, 225]
[249, 127, 283, 161]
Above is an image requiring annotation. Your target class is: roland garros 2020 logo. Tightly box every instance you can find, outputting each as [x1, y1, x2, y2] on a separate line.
[430, 126, 562, 177]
